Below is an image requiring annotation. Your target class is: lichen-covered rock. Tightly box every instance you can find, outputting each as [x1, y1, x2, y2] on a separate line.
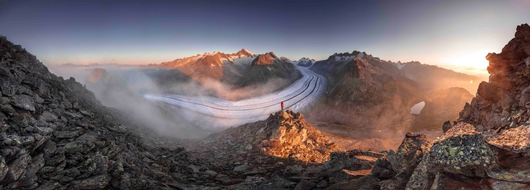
[371, 156, 395, 180]
[388, 132, 431, 174]
[429, 122, 496, 177]
[488, 179, 528, 190]
[0, 156, 8, 181]
[486, 167, 530, 183]
[405, 154, 435, 190]
[486, 125, 530, 153]
[379, 132, 431, 189]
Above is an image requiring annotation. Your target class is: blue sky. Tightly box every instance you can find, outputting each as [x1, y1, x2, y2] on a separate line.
[1, 0, 529, 74]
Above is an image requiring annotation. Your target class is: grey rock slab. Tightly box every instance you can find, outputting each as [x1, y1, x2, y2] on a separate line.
[12, 94, 35, 111]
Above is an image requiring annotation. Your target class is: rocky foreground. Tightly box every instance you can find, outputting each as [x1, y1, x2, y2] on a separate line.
[1, 23, 530, 190]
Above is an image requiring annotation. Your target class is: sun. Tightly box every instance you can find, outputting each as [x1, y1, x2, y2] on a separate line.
[450, 49, 491, 69]
[444, 49, 492, 75]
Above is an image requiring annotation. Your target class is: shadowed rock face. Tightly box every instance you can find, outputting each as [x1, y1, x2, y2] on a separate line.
[0, 36, 224, 189]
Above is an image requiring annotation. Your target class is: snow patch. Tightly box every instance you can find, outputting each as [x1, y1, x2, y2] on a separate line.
[334, 55, 355, 62]
[410, 101, 425, 114]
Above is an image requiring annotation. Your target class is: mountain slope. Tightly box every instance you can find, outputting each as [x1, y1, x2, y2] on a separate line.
[308, 51, 422, 134]
[412, 87, 474, 131]
[399, 61, 484, 93]
[235, 52, 301, 87]
[0, 36, 217, 189]
[155, 49, 256, 82]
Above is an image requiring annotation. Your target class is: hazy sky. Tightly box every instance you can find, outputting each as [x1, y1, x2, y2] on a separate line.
[1, 0, 529, 74]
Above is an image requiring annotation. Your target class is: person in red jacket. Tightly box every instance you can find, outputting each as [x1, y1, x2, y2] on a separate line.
[281, 101, 284, 111]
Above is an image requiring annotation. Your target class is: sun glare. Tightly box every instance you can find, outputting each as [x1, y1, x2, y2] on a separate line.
[443, 49, 492, 75]
[449, 49, 490, 69]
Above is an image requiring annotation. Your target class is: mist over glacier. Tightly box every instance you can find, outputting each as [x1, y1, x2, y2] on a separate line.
[49, 64, 324, 138]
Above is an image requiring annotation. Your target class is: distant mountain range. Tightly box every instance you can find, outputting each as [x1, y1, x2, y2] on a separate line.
[149, 49, 301, 88]
[288, 57, 316, 67]
[305, 50, 479, 139]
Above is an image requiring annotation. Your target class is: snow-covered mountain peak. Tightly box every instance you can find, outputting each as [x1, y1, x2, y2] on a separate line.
[237, 48, 254, 56]
[252, 52, 280, 65]
[296, 57, 316, 67]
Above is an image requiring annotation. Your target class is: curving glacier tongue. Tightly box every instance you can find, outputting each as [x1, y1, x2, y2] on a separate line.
[143, 66, 325, 128]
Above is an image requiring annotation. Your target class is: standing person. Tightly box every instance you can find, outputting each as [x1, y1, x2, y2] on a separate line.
[281, 101, 284, 111]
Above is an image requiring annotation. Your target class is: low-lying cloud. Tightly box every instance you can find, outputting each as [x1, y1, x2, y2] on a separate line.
[48, 65, 291, 139]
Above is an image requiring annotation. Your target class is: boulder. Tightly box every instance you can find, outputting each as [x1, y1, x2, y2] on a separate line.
[7, 152, 31, 181]
[11, 95, 35, 111]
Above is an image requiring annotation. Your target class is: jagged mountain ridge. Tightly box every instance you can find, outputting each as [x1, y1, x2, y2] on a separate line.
[151, 49, 301, 88]
[154, 49, 255, 84]
[157, 48, 254, 69]
[398, 61, 484, 93]
[307, 51, 422, 136]
[311, 51, 421, 109]
[294, 57, 316, 67]
[236, 52, 301, 87]
[306, 49, 479, 138]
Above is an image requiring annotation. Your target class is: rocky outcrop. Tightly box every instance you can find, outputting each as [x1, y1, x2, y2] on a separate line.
[199, 110, 341, 163]
[261, 111, 342, 163]
[192, 110, 381, 189]
[327, 132, 430, 190]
